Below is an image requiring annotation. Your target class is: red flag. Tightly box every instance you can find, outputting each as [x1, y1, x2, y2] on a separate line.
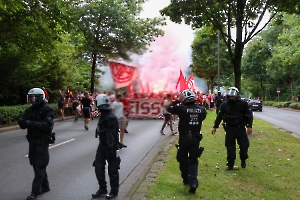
[187, 74, 195, 91]
[109, 61, 138, 89]
[176, 70, 187, 92]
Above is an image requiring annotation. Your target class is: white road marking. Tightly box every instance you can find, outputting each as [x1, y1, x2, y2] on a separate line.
[49, 138, 75, 149]
[277, 114, 288, 116]
[24, 139, 76, 157]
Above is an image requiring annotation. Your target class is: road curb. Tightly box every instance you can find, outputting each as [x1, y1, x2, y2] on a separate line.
[121, 133, 177, 200]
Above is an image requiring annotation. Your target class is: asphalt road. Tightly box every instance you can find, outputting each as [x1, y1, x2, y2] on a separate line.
[253, 106, 300, 137]
[1, 106, 299, 200]
[0, 117, 170, 200]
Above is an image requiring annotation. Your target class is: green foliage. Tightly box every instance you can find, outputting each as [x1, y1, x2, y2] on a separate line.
[146, 112, 300, 199]
[289, 102, 300, 110]
[0, 0, 165, 104]
[191, 26, 232, 91]
[268, 14, 300, 82]
[242, 39, 272, 100]
[161, 0, 300, 91]
[0, 103, 73, 125]
[68, 0, 165, 93]
[0, 104, 30, 124]
[242, 13, 300, 101]
[259, 101, 300, 110]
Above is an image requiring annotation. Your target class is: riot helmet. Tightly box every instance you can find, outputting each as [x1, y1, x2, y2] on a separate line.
[182, 89, 196, 104]
[226, 87, 239, 97]
[95, 94, 112, 110]
[27, 88, 47, 105]
[226, 87, 240, 101]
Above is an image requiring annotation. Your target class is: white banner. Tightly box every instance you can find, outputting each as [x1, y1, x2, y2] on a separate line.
[128, 98, 164, 119]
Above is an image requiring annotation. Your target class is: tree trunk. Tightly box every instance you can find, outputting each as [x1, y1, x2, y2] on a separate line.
[233, 57, 242, 91]
[233, 0, 245, 92]
[260, 79, 264, 101]
[290, 76, 294, 101]
[90, 53, 97, 94]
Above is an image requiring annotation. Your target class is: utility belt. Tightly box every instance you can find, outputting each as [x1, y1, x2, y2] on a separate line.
[222, 123, 245, 131]
[26, 131, 55, 144]
[225, 123, 245, 128]
[180, 131, 202, 140]
[99, 142, 120, 149]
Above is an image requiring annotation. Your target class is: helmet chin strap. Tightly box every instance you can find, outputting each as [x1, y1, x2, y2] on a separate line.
[32, 101, 43, 110]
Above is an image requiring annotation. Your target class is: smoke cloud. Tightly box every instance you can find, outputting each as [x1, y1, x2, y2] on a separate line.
[98, 0, 207, 93]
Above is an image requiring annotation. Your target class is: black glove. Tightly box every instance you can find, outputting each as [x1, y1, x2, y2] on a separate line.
[18, 119, 27, 129]
[107, 148, 114, 160]
[18, 120, 34, 129]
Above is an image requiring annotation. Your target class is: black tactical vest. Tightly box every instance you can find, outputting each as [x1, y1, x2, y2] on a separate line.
[223, 101, 244, 126]
[179, 104, 205, 133]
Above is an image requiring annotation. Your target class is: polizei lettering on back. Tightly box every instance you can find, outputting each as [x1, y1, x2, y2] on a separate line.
[186, 108, 202, 113]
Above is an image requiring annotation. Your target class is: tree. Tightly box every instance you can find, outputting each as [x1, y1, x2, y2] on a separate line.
[160, 0, 300, 92]
[69, 0, 165, 93]
[191, 26, 232, 92]
[0, 0, 71, 104]
[267, 14, 300, 100]
[242, 39, 272, 100]
[0, 0, 91, 104]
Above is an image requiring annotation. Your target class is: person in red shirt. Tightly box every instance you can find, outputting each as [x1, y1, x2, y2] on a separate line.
[196, 91, 203, 105]
[42, 87, 49, 101]
[122, 92, 131, 133]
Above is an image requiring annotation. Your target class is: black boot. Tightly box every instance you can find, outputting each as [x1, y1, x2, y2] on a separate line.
[189, 186, 197, 194]
[183, 179, 189, 185]
[241, 160, 246, 168]
[37, 187, 50, 194]
[106, 192, 118, 199]
[26, 193, 37, 200]
[92, 188, 108, 198]
[226, 161, 234, 170]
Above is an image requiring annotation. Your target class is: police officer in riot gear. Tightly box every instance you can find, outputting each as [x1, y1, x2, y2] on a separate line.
[18, 88, 54, 200]
[214, 91, 224, 114]
[92, 94, 121, 199]
[167, 89, 207, 194]
[212, 87, 253, 170]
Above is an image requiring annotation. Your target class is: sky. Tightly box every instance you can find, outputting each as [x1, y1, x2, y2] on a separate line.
[99, 0, 271, 93]
[99, 0, 208, 93]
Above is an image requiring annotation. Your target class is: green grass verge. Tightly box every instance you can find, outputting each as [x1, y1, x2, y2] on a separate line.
[146, 112, 300, 200]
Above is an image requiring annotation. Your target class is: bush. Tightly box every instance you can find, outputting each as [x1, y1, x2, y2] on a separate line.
[0, 103, 73, 125]
[289, 102, 300, 110]
[263, 101, 291, 108]
[0, 104, 30, 124]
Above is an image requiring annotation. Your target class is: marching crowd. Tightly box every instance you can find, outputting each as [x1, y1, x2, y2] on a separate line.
[54, 88, 229, 146]
[18, 86, 252, 199]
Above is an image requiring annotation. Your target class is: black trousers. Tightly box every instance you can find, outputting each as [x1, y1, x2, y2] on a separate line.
[176, 135, 200, 188]
[225, 126, 250, 166]
[94, 144, 121, 194]
[216, 104, 221, 114]
[28, 138, 50, 194]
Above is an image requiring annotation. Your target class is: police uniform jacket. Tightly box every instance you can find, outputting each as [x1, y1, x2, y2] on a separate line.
[214, 95, 224, 106]
[97, 111, 119, 149]
[19, 104, 54, 139]
[167, 100, 207, 134]
[213, 99, 253, 128]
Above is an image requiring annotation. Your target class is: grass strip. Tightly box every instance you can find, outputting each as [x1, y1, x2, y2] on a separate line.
[146, 112, 300, 200]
